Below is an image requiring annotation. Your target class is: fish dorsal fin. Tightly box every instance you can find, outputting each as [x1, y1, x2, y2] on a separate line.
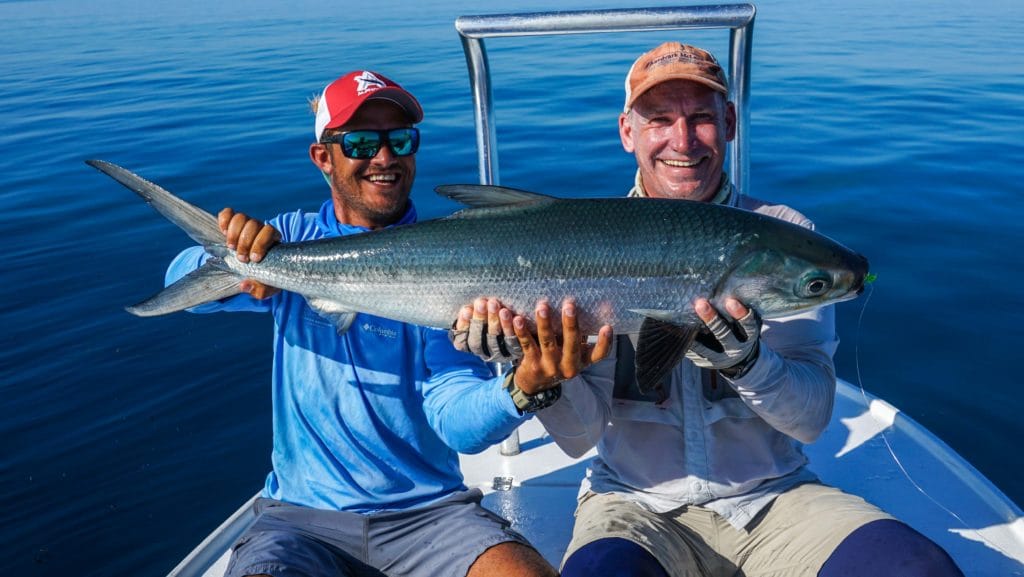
[306, 297, 358, 335]
[434, 184, 555, 208]
[634, 317, 700, 400]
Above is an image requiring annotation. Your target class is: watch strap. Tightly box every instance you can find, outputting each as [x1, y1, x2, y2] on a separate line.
[503, 368, 562, 413]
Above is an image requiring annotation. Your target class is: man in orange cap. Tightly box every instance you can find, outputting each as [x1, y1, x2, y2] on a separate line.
[456, 43, 962, 576]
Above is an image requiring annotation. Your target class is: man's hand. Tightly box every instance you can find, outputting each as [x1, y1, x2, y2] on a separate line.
[686, 297, 761, 377]
[512, 300, 613, 394]
[450, 298, 523, 363]
[451, 298, 613, 395]
[218, 208, 282, 300]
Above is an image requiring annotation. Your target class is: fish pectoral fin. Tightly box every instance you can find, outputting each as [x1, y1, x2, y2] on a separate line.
[125, 260, 243, 316]
[634, 317, 700, 399]
[628, 309, 684, 323]
[434, 184, 555, 208]
[305, 298, 358, 335]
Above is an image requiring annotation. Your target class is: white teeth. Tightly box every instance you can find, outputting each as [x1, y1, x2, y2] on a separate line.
[662, 159, 701, 168]
[367, 174, 397, 183]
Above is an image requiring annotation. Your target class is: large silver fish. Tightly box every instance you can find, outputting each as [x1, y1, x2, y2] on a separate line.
[88, 160, 869, 392]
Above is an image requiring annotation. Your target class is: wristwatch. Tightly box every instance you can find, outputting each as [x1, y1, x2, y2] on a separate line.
[503, 368, 562, 413]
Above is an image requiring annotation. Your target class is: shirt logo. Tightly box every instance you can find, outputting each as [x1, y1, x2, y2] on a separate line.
[355, 71, 387, 95]
[362, 322, 398, 340]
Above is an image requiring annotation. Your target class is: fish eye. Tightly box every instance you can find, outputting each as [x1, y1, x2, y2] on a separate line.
[798, 273, 832, 298]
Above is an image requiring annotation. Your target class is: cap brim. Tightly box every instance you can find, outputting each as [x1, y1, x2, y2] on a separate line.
[626, 73, 728, 110]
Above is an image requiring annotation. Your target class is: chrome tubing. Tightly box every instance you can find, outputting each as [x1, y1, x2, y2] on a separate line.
[458, 33, 499, 187]
[456, 5, 756, 38]
[728, 15, 754, 201]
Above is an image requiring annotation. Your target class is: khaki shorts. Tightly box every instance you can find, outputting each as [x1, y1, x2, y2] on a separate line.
[565, 483, 893, 577]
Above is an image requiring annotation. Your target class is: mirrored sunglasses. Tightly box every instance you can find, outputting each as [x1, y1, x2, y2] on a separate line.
[321, 127, 420, 159]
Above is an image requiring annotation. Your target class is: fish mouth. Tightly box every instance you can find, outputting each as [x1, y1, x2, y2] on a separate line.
[832, 291, 861, 304]
[851, 253, 871, 296]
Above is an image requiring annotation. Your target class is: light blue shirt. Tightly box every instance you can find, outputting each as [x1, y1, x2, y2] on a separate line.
[166, 200, 527, 513]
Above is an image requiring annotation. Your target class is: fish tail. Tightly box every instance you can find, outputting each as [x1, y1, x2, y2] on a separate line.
[86, 160, 229, 255]
[87, 160, 244, 316]
[125, 260, 243, 316]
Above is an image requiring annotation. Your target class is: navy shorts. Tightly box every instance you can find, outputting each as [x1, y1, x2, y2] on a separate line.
[225, 489, 531, 577]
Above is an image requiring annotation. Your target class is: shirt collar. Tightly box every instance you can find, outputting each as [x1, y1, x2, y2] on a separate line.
[315, 200, 418, 237]
[628, 170, 736, 206]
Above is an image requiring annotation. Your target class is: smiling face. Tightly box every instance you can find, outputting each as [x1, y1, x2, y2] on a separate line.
[619, 80, 736, 202]
[310, 100, 417, 229]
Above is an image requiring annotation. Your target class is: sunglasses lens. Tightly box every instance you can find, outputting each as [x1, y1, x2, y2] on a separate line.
[342, 131, 382, 159]
[388, 128, 419, 156]
[335, 128, 418, 158]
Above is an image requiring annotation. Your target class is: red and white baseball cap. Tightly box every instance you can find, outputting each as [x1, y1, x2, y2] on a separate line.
[314, 70, 424, 141]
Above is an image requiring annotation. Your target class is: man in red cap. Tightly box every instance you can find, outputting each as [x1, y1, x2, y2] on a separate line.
[164, 70, 565, 577]
[454, 43, 962, 576]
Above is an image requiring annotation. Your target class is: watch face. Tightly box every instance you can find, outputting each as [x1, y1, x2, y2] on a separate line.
[519, 384, 562, 412]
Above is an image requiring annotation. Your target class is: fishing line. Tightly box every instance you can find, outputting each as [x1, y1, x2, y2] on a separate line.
[852, 284, 1013, 558]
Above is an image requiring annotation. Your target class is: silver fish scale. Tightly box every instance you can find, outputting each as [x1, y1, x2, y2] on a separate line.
[227, 197, 859, 334]
[224, 198, 839, 334]
[84, 161, 864, 328]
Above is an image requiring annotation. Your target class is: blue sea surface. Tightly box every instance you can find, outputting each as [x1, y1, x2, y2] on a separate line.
[2, 0, 1022, 574]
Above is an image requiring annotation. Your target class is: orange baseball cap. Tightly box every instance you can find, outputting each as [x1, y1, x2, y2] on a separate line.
[624, 42, 728, 111]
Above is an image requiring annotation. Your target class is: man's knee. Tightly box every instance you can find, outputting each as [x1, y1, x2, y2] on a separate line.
[467, 541, 557, 577]
[819, 519, 963, 576]
[562, 538, 669, 577]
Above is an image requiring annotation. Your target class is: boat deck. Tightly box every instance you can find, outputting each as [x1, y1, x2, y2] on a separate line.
[172, 380, 1024, 576]
[463, 380, 1024, 573]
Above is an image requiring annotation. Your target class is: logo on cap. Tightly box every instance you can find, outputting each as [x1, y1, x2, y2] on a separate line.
[646, 49, 706, 71]
[355, 71, 387, 96]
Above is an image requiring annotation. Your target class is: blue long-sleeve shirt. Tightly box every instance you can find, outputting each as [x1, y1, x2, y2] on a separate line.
[166, 200, 528, 513]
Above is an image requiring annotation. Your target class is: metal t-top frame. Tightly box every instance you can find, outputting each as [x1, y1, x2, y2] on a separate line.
[455, 3, 756, 198]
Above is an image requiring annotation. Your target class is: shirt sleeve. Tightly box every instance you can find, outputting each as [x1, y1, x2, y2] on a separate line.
[729, 198, 840, 444]
[724, 305, 839, 444]
[419, 327, 530, 454]
[534, 354, 618, 458]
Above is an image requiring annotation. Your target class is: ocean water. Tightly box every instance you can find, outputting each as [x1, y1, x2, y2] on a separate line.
[2, 0, 1022, 574]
